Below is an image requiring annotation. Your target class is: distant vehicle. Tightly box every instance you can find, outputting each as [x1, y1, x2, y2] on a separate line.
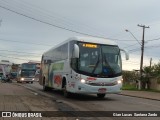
[1, 74, 12, 83]
[17, 63, 36, 83]
[0, 73, 4, 80]
[39, 36, 129, 98]
[0, 65, 6, 80]
[10, 72, 17, 79]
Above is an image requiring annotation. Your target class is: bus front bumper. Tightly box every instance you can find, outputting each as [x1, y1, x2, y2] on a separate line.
[18, 77, 35, 82]
[74, 82, 122, 94]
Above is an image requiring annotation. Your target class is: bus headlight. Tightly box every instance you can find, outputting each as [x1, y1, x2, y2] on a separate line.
[81, 79, 86, 83]
[21, 78, 24, 81]
[117, 80, 122, 84]
[32, 78, 35, 81]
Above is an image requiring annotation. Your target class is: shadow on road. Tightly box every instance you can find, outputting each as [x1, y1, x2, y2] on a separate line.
[42, 89, 117, 102]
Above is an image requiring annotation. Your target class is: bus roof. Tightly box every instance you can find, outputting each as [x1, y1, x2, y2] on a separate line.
[43, 36, 117, 55]
[68, 36, 117, 45]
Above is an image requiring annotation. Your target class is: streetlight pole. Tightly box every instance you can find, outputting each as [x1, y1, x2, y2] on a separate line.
[125, 29, 141, 45]
[126, 26, 149, 89]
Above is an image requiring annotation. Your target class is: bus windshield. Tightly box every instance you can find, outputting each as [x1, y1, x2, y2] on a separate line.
[21, 70, 35, 77]
[77, 42, 122, 78]
[21, 63, 36, 70]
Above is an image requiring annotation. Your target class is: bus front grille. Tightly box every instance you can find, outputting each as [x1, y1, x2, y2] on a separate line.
[86, 82, 117, 86]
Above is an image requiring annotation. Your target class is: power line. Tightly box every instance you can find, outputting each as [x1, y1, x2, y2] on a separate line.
[0, 4, 108, 39]
[23, 0, 111, 38]
[129, 44, 160, 53]
[0, 4, 138, 41]
[123, 43, 139, 49]
[0, 54, 39, 61]
[1, 0, 108, 38]
[146, 37, 160, 42]
[0, 49, 42, 55]
[0, 38, 52, 46]
[4, 0, 160, 46]
[0, 52, 41, 57]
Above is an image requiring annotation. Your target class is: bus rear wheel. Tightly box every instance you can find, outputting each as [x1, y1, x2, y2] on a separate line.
[97, 93, 105, 98]
[43, 81, 49, 91]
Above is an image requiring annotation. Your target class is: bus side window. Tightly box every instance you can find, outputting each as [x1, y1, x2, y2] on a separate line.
[44, 60, 52, 64]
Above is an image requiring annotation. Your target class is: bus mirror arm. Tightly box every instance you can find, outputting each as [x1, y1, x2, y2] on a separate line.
[73, 44, 79, 58]
[120, 49, 129, 60]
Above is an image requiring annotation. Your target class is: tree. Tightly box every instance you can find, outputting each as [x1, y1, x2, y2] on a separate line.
[122, 71, 139, 84]
[152, 62, 160, 76]
[142, 66, 153, 89]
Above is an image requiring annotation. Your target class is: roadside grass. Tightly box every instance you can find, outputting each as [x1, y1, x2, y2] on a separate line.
[122, 83, 160, 93]
[122, 83, 138, 90]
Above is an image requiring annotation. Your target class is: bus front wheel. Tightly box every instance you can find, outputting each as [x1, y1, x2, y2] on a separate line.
[97, 93, 105, 98]
[63, 85, 70, 98]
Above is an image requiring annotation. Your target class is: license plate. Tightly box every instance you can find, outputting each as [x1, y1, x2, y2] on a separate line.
[98, 88, 106, 93]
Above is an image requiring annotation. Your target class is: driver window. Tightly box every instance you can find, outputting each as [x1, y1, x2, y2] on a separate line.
[80, 53, 89, 67]
[90, 51, 98, 65]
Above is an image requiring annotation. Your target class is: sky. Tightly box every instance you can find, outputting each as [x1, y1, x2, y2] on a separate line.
[0, 0, 160, 70]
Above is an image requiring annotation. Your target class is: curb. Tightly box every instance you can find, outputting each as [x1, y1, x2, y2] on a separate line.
[118, 93, 160, 101]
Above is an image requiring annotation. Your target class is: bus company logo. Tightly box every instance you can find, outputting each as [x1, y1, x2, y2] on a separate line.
[2, 112, 11, 117]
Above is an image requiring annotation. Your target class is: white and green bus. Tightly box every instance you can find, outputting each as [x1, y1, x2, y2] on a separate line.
[39, 36, 129, 98]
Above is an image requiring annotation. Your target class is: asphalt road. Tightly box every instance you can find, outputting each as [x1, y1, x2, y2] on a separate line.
[14, 81, 160, 120]
[0, 82, 76, 120]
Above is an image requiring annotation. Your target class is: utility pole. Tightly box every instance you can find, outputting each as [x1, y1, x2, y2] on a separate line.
[150, 58, 152, 68]
[137, 24, 149, 89]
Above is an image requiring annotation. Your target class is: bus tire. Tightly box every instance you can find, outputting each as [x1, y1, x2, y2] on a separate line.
[43, 84, 48, 91]
[63, 85, 70, 98]
[97, 93, 105, 98]
[43, 80, 49, 91]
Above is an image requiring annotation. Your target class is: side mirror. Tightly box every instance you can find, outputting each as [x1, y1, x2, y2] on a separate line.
[73, 44, 79, 58]
[120, 49, 129, 60]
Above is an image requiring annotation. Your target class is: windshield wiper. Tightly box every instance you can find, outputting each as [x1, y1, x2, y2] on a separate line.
[91, 52, 100, 74]
[103, 54, 115, 74]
